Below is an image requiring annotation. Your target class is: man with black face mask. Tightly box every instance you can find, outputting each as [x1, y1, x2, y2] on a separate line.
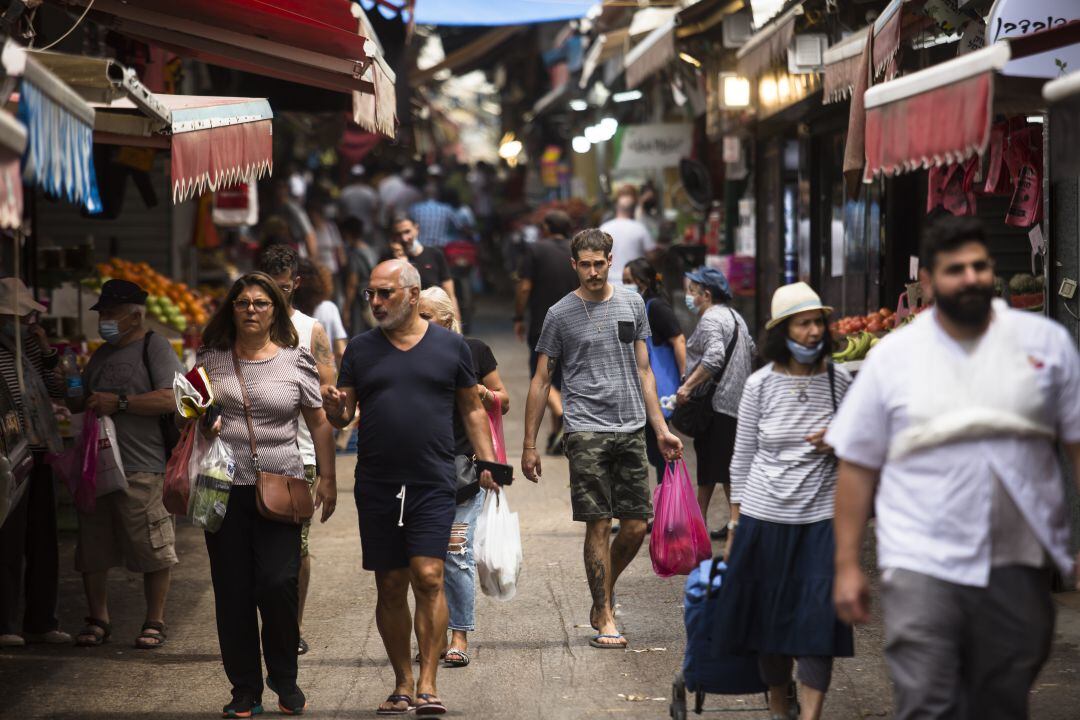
[828, 216, 1080, 720]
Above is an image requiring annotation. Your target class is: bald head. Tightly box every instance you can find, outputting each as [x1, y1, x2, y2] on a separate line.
[371, 259, 421, 289]
[368, 259, 421, 330]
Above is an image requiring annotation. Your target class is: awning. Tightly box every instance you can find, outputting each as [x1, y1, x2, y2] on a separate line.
[530, 83, 569, 119]
[580, 28, 630, 89]
[735, 2, 802, 80]
[411, 27, 522, 85]
[0, 110, 26, 228]
[93, 95, 274, 203]
[411, 0, 592, 26]
[676, 0, 744, 40]
[822, 29, 867, 104]
[1045, 70, 1080, 179]
[863, 42, 1010, 181]
[2, 40, 100, 213]
[625, 20, 676, 89]
[871, 0, 934, 81]
[73, 0, 374, 95]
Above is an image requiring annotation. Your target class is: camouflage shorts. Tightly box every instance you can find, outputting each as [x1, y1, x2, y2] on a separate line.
[564, 430, 652, 522]
[300, 465, 318, 557]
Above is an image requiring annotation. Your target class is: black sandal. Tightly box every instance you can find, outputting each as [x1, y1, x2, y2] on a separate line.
[134, 620, 167, 649]
[75, 617, 111, 647]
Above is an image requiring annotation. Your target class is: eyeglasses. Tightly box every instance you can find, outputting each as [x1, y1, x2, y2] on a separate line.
[233, 299, 274, 313]
[363, 286, 413, 302]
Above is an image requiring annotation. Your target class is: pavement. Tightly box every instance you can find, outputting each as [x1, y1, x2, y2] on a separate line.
[2, 299, 1080, 719]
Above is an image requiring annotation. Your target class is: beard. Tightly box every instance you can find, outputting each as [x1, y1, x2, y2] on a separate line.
[375, 300, 411, 330]
[934, 283, 994, 327]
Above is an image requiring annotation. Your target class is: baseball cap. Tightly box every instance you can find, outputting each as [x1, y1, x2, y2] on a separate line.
[89, 279, 148, 311]
[684, 266, 732, 301]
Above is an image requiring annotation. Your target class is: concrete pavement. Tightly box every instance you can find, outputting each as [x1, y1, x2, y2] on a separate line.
[2, 301, 1080, 719]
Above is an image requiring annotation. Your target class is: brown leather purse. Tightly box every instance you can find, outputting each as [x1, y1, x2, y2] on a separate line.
[232, 350, 314, 525]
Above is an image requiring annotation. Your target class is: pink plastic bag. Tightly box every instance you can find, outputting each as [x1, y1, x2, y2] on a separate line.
[487, 395, 507, 464]
[49, 412, 99, 514]
[650, 460, 711, 577]
[163, 423, 198, 516]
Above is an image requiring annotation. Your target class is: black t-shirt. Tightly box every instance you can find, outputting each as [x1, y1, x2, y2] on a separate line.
[453, 337, 498, 457]
[645, 296, 682, 347]
[518, 236, 579, 346]
[413, 246, 451, 289]
[338, 323, 477, 487]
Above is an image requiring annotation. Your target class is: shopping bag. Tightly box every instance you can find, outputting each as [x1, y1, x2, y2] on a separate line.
[189, 435, 235, 533]
[646, 299, 680, 418]
[487, 395, 507, 463]
[475, 490, 522, 600]
[94, 416, 128, 497]
[163, 423, 197, 516]
[650, 460, 711, 577]
[49, 412, 98, 514]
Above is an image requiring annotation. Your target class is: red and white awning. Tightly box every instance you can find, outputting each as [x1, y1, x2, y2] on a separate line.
[0, 110, 26, 229]
[863, 42, 1011, 181]
[822, 29, 867, 104]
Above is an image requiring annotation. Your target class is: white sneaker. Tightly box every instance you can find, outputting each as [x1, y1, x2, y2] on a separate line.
[24, 629, 72, 644]
[0, 634, 26, 647]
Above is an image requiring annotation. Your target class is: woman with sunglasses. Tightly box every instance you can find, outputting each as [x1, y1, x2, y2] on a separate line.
[195, 272, 337, 718]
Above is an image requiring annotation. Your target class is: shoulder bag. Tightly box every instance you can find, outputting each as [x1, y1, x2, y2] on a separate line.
[141, 331, 182, 460]
[671, 309, 739, 438]
[232, 350, 314, 525]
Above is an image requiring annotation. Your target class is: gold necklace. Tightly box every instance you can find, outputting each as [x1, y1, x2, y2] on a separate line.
[779, 365, 812, 403]
[577, 289, 610, 334]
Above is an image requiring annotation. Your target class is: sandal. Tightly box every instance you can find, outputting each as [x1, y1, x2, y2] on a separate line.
[589, 633, 628, 649]
[297, 637, 309, 655]
[134, 620, 167, 649]
[375, 694, 413, 716]
[443, 648, 470, 668]
[75, 617, 111, 647]
[414, 693, 447, 716]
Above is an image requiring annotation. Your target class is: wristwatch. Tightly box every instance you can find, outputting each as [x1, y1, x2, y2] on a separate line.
[118, 394, 129, 413]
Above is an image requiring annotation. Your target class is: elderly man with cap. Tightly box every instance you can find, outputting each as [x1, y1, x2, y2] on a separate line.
[69, 279, 184, 649]
[709, 281, 853, 720]
[0, 277, 69, 648]
[675, 266, 754, 538]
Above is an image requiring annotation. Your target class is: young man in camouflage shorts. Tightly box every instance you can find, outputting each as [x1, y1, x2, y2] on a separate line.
[522, 228, 682, 649]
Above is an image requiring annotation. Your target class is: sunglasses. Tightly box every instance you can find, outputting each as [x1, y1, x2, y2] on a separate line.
[363, 286, 413, 302]
[233, 299, 274, 313]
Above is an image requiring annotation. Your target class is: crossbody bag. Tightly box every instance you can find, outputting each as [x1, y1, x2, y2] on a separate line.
[231, 350, 314, 525]
[671, 309, 740, 438]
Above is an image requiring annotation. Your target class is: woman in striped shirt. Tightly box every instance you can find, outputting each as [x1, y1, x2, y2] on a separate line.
[711, 282, 853, 720]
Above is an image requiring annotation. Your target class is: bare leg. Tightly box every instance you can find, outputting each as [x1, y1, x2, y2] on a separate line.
[609, 518, 647, 590]
[411, 557, 448, 703]
[76, 571, 109, 643]
[697, 484, 715, 526]
[799, 685, 825, 720]
[134, 567, 170, 647]
[584, 518, 624, 646]
[375, 569, 414, 713]
[298, 555, 311, 629]
[768, 684, 792, 717]
[449, 629, 468, 654]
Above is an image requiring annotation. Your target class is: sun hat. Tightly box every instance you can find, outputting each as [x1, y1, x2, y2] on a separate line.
[766, 281, 833, 330]
[684, 266, 732, 301]
[0, 277, 46, 316]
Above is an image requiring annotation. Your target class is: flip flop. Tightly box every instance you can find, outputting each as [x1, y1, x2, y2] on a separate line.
[589, 633, 628, 649]
[443, 648, 470, 668]
[375, 694, 413, 715]
[414, 693, 447, 716]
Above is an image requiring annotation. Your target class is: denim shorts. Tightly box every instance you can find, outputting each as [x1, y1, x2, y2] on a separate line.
[354, 481, 456, 571]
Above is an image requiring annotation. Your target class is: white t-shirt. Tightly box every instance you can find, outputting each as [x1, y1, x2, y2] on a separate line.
[314, 300, 348, 345]
[600, 217, 655, 282]
[290, 310, 318, 466]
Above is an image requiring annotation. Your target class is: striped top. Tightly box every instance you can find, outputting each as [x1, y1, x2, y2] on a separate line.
[0, 339, 64, 451]
[684, 304, 756, 418]
[730, 362, 853, 524]
[197, 345, 322, 486]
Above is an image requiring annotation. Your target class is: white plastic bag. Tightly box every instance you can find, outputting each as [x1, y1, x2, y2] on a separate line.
[94, 416, 128, 498]
[474, 490, 522, 601]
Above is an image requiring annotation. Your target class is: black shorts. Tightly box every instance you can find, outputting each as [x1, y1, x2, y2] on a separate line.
[693, 412, 738, 487]
[529, 348, 563, 391]
[354, 482, 456, 571]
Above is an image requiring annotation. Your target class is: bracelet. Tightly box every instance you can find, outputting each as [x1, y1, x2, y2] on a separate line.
[523, 445, 536, 449]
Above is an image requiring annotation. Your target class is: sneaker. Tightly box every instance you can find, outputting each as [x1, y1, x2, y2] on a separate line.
[222, 695, 263, 718]
[0, 634, 26, 648]
[297, 637, 309, 655]
[267, 677, 306, 715]
[24, 629, 72, 644]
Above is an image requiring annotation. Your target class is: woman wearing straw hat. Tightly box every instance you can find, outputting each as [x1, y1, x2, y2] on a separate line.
[711, 282, 854, 720]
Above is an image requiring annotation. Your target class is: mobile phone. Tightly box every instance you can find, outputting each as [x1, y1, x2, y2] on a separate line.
[474, 460, 513, 486]
[200, 404, 222, 428]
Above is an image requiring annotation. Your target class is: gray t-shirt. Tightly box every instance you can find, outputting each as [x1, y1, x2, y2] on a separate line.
[84, 332, 184, 474]
[535, 286, 650, 433]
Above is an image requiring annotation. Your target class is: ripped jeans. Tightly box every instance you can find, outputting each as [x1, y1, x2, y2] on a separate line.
[445, 456, 487, 632]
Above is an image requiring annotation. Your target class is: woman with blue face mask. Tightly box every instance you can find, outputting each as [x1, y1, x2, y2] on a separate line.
[710, 282, 854, 720]
[675, 266, 754, 539]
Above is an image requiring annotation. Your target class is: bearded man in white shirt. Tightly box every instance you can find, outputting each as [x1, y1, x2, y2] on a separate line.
[828, 215, 1080, 720]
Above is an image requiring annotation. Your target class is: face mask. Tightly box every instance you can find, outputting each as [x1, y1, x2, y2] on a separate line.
[786, 338, 823, 365]
[99, 320, 123, 344]
[622, 282, 639, 294]
[684, 293, 697, 312]
[411, 240, 423, 255]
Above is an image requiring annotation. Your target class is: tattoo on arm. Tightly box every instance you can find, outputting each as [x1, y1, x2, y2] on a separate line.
[547, 356, 558, 376]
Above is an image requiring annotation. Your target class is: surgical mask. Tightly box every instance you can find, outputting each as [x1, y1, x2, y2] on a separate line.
[411, 240, 423, 255]
[622, 282, 639, 294]
[99, 320, 123, 344]
[684, 293, 697, 312]
[786, 338, 823, 365]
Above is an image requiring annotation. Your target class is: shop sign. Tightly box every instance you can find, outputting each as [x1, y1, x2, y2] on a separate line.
[613, 123, 692, 170]
[986, 0, 1080, 78]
